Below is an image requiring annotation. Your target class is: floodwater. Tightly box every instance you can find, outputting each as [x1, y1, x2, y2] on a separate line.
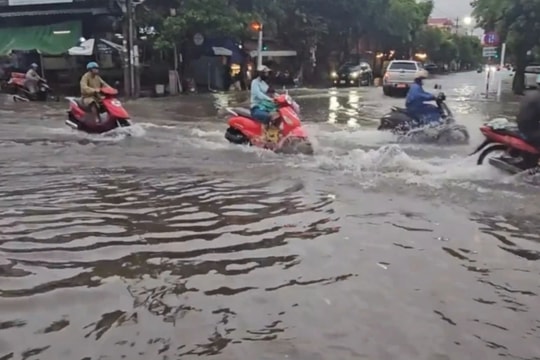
[1, 72, 539, 360]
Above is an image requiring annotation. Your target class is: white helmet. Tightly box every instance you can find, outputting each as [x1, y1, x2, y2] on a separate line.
[257, 65, 271, 73]
[415, 69, 429, 79]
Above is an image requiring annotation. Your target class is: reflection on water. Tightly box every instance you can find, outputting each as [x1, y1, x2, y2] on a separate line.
[325, 88, 370, 126]
[1, 73, 540, 359]
[1, 169, 539, 359]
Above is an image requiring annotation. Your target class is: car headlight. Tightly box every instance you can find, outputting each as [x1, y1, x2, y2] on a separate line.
[331, 71, 337, 78]
[350, 72, 358, 78]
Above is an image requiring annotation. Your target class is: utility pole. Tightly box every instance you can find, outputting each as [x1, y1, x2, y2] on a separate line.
[127, 0, 135, 98]
[454, 17, 459, 34]
[256, 24, 263, 68]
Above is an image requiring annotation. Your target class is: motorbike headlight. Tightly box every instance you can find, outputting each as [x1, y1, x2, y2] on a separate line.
[350, 72, 358, 78]
[331, 71, 337, 78]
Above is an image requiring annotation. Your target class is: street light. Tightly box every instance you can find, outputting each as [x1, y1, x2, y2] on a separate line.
[463, 16, 473, 35]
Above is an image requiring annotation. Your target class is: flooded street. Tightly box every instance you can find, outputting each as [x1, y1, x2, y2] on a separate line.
[1, 71, 539, 360]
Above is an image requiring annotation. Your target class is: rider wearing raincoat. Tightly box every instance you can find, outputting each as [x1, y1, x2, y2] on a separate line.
[405, 69, 442, 126]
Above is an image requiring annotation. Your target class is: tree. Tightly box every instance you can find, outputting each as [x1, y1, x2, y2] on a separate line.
[453, 34, 482, 67]
[150, 0, 251, 50]
[415, 27, 481, 67]
[472, 0, 540, 94]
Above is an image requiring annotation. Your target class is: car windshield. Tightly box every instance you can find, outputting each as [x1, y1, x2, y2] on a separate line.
[389, 61, 417, 71]
[338, 63, 355, 71]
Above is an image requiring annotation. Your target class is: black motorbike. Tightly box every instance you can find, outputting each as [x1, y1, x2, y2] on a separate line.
[378, 90, 469, 144]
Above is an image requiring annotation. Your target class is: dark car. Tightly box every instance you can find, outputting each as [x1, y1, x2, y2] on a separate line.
[331, 62, 373, 87]
[424, 63, 438, 73]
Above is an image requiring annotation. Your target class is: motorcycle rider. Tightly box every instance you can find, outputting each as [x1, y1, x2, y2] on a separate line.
[25, 63, 45, 95]
[517, 74, 540, 148]
[80, 61, 110, 124]
[405, 69, 442, 126]
[250, 65, 281, 140]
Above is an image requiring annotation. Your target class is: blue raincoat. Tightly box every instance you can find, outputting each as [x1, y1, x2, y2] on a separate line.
[250, 77, 276, 124]
[405, 83, 441, 125]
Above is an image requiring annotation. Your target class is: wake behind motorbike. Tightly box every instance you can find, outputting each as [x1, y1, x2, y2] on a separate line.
[471, 118, 539, 175]
[6, 72, 58, 102]
[224, 93, 314, 155]
[378, 90, 469, 144]
[65, 87, 132, 134]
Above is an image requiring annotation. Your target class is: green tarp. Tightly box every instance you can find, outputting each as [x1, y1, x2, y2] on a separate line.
[0, 20, 81, 55]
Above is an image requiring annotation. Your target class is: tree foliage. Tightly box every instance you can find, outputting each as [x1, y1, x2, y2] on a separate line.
[472, 0, 540, 94]
[136, 0, 480, 75]
[415, 27, 481, 65]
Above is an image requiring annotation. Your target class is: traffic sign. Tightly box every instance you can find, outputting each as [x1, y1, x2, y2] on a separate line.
[482, 46, 497, 57]
[483, 32, 500, 46]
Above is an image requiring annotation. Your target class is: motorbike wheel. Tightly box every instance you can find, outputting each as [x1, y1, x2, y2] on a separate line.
[477, 144, 508, 165]
[225, 127, 249, 145]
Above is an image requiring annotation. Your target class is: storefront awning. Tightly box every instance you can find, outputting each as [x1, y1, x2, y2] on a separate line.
[249, 50, 297, 57]
[68, 38, 95, 56]
[212, 47, 233, 56]
[0, 20, 81, 55]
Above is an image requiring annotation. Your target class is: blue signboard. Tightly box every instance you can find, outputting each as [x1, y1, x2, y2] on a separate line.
[483, 32, 500, 46]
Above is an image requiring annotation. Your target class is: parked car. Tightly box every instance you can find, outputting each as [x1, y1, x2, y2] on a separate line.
[331, 61, 373, 87]
[501, 64, 540, 89]
[424, 63, 438, 73]
[382, 60, 423, 96]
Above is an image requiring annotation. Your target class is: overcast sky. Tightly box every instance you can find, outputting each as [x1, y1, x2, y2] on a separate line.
[432, 0, 473, 19]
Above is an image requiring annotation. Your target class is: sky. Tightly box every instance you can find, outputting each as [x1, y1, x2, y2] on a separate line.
[431, 0, 483, 36]
[431, 0, 473, 20]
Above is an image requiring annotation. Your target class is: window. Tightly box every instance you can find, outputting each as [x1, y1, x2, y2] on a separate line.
[388, 61, 417, 71]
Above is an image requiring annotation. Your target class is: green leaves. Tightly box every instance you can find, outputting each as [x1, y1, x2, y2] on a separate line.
[150, 0, 252, 49]
[472, 0, 540, 93]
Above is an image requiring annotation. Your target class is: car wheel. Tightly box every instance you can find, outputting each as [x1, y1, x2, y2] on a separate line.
[383, 86, 391, 96]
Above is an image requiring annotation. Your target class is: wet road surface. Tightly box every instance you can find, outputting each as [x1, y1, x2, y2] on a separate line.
[1, 72, 539, 360]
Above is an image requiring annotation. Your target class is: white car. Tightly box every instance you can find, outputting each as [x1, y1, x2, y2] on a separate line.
[382, 60, 424, 96]
[501, 65, 539, 89]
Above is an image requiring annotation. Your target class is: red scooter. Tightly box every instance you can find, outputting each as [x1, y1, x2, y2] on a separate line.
[224, 93, 313, 154]
[471, 118, 539, 174]
[6, 72, 55, 102]
[65, 87, 132, 134]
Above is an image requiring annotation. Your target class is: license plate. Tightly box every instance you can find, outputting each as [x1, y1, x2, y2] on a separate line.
[340, 80, 345, 84]
[396, 84, 406, 88]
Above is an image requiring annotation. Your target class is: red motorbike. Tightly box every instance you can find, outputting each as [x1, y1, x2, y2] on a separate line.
[471, 118, 539, 174]
[6, 72, 55, 101]
[224, 93, 313, 154]
[65, 87, 132, 134]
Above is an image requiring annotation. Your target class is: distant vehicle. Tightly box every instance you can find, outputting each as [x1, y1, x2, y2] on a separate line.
[501, 64, 540, 89]
[330, 61, 373, 87]
[424, 63, 438, 73]
[382, 60, 424, 96]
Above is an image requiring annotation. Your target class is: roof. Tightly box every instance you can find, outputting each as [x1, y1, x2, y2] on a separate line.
[428, 17, 454, 26]
[0, 6, 111, 17]
[0, 0, 89, 5]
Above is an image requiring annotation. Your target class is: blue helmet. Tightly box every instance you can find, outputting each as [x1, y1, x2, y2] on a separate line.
[86, 61, 99, 70]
